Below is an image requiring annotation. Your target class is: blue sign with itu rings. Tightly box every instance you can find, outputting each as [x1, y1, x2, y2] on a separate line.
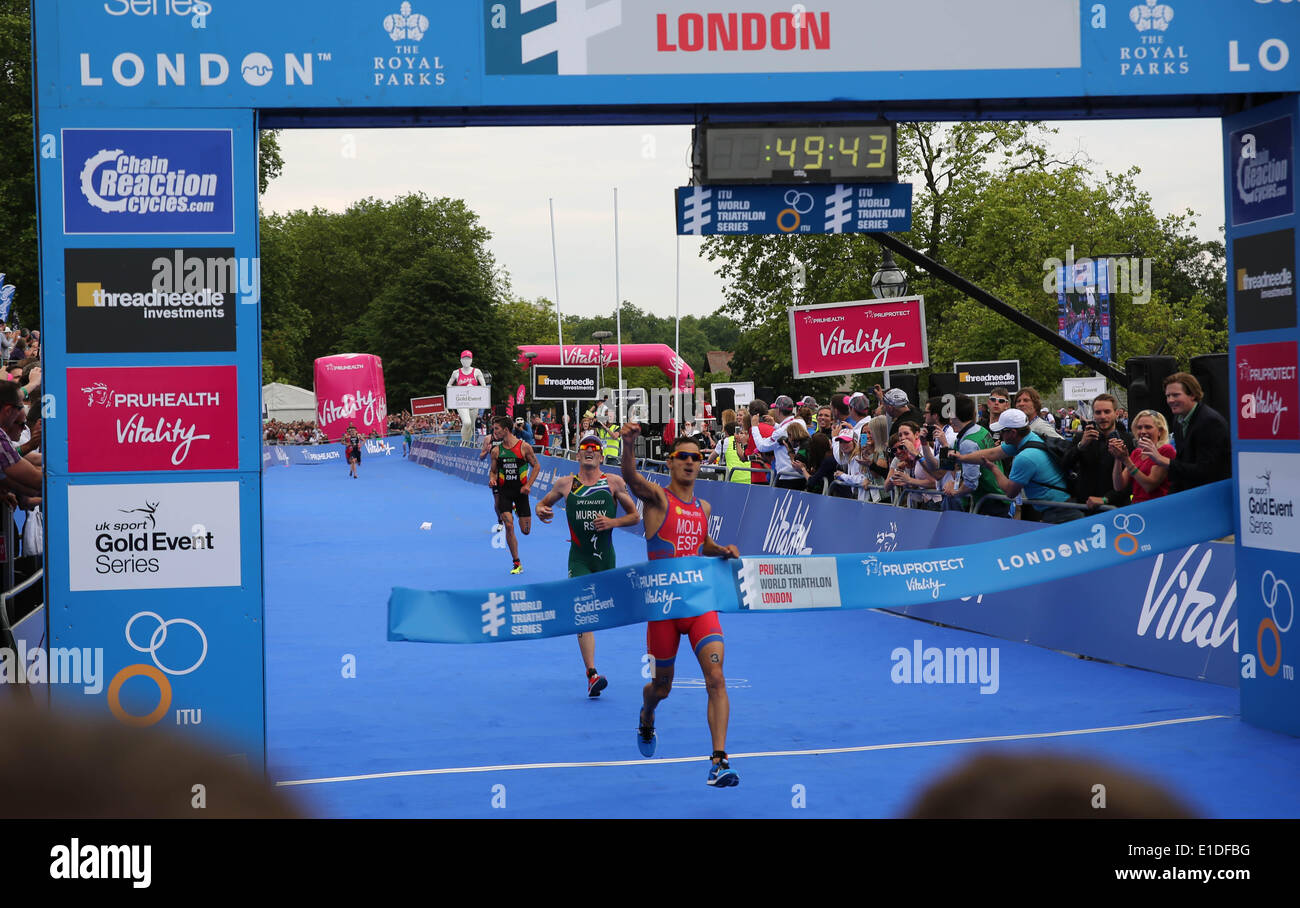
[1230, 115, 1294, 227]
[676, 183, 912, 236]
[62, 128, 235, 235]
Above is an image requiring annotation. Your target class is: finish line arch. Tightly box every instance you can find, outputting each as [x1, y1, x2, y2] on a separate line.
[32, 2, 1300, 767]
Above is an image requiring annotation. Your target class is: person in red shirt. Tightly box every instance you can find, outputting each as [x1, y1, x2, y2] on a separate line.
[1109, 410, 1175, 503]
[619, 422, 742, 788]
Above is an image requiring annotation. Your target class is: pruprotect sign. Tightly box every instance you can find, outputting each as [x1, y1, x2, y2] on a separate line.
[62, 129, 234, 235]
[789, 297, 928, 378]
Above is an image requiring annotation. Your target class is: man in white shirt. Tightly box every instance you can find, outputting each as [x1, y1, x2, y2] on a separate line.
[753, 395, 808, 490]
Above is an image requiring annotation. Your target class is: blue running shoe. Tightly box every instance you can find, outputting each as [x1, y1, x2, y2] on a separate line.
[706, 758, 739, 788]
[636, 710, 657, 757]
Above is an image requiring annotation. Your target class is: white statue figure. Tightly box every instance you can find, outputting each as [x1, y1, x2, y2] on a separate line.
[448, 349, 486, 444]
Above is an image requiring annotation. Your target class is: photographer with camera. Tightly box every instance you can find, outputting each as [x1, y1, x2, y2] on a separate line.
[918, 393, 1005, 515]
[1064, 392, 1132, 509]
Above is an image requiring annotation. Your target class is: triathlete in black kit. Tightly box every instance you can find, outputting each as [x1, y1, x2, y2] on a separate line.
[345, 425, 362, 479]
[488, 416, 541, 575]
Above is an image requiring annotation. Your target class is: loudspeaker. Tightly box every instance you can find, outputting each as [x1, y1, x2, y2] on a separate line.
[1125, 355, 1178, 420]
[928, 372, 959, 400]
[714, 387, 736, 418]
[756, 387, 777, 405]
[1190, 353, 1230, 420]
[887, 373, 919, 409]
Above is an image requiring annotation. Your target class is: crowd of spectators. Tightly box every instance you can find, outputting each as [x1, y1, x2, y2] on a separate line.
[679, 372, 1230, 523]
[1, 324, 43, 626]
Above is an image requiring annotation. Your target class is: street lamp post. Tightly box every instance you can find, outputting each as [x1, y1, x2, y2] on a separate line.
[871, 246, 909, 299]
[871, 243, 910, 392]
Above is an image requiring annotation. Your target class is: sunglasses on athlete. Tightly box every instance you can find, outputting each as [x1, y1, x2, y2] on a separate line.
[578, 442, 602, 451]
[671, 451, 703, 462]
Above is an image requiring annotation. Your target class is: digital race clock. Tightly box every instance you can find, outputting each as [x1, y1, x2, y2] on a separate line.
[695, 121, 896, 184]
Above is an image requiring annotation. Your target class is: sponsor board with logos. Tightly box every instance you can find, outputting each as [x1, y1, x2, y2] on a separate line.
[955, 360, 1021, 397]
[1230, 116, 1295, 228]
[1240, 452, 1300, 554]
[1062, 376, 1109, 401]
[62, 128, 234, 234]
[446, 385, 491, 410]
[532, 365, 599, 401]
[676, 183, 912, 236]
[738, 557, 840, 609]
[64, 247, 240, 352]
[789, 297, 929, 377]
[1233, 228, 1296, 333]
[1236, 341, 1299, 441]
[66, 366, 239, 472]
[410, 395, 445, 415]
[32, 1, 1297, 112]
[66, 481, 242, 592]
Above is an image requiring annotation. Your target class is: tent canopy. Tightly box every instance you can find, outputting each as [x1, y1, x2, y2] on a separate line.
[262, 382, 316, 423]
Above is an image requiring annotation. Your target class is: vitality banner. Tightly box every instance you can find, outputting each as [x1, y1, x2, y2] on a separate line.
[390, 481, 1234, 644]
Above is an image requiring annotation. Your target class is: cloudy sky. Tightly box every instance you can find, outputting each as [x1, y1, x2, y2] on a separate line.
[260, 118, 1225, 322]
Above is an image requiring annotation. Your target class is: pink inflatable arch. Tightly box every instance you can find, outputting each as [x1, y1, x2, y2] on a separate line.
[516, 344, 694, 393]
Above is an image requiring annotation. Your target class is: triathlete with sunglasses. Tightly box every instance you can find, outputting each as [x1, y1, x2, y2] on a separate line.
[619, 422, 742, 788]
[488, 416, 541, 575]
[535, 430, 640, 698]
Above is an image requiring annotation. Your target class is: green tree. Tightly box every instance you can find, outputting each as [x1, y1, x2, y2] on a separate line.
[703, 123, 1226, 396]
[343, 244, 510, 409]
[0, 0, 36, 326]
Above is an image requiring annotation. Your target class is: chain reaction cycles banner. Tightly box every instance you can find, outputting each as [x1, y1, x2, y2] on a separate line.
[390, 481, 1233, 645]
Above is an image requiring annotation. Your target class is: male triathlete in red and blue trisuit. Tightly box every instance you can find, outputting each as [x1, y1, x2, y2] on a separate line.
[619, 422, 741, 788]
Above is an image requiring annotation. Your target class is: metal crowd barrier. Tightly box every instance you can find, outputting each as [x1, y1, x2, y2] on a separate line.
[1, 502, 40, 702]
[973, 493, 1116, 519]
[723, 465, 776, 485]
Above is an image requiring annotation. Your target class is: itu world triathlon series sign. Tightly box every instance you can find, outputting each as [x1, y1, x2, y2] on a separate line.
[676, 183, 911, 236]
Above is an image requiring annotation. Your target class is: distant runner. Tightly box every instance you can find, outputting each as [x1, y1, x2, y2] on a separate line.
[535, 431, 640, 697]
[344, 425, 361, 479]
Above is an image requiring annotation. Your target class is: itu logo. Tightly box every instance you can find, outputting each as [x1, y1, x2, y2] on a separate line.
[481, 592, 507, 637]
[1258, 571, 1294, 680]
[519, 0, 623, 74]
[1112, 512, 1146, 557]
[1129, 0, 1174, 32]
[107, 611, 209, 727]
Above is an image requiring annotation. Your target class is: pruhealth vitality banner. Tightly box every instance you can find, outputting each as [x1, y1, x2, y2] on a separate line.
[314, 353, 389, 440]
[789, 297, 928, 378]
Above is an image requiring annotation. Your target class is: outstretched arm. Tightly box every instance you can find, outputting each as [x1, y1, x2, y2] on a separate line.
[619, 423, 663, 504]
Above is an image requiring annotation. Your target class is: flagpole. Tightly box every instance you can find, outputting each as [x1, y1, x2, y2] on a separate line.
[549, 198, 570, 452]
[674, 234, 681, 429]
[613, 188, 624, 424]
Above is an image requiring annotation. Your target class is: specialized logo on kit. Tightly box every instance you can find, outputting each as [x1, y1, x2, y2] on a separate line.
[62, 129, 234, 234]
